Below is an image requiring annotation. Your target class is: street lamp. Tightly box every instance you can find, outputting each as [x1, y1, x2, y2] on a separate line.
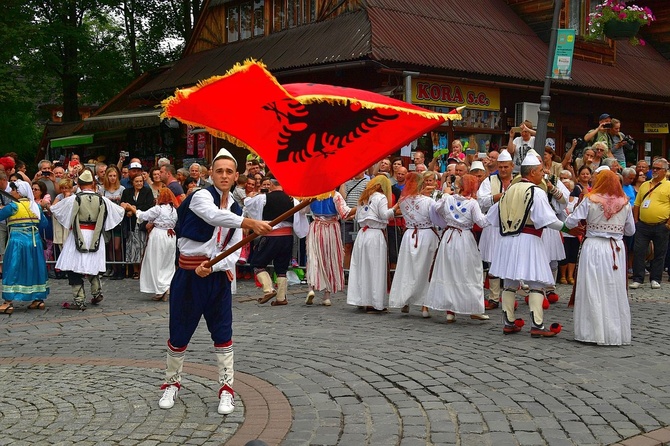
[534, 0, 564, 152]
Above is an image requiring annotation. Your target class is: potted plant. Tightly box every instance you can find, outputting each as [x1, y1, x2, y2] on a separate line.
[586, 0, 656, 45]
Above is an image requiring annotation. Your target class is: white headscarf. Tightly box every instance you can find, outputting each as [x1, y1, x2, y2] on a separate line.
[14, 180, 42, 218]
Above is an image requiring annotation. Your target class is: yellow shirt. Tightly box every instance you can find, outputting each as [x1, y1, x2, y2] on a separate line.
[634, 178, 670, 224]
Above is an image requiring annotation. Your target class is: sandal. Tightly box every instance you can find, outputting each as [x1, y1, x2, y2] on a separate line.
[271, 299, 288, 306]
[0, 301, 14, 315]
[132, 272, 140, 280]
[28, 300, 45, 310]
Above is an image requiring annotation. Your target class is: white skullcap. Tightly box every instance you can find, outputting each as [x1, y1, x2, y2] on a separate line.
[594, 165, 610, 173]
[469, 161, 485, 172]
[213, 148, 238, 167]
[498, 150, 512, 162]
[521, 150, 541, 166]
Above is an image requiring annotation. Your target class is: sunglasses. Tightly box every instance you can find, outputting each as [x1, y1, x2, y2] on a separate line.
[652, 167, 665, 171]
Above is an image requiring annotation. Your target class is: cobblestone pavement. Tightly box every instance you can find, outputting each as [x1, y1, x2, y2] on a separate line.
[1, 274, 670, 445]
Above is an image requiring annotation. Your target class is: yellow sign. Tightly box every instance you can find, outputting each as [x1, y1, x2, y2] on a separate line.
[644, 123, 669, 134]
[411, 79, 500, 111]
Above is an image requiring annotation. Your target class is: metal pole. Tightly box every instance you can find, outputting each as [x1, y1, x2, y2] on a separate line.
[403, 71, 420, 104]
[534, 0, 564, 151]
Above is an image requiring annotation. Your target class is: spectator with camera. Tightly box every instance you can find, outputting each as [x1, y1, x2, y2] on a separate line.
[584, 113, 612, 146]
[608, 119, 634, 168]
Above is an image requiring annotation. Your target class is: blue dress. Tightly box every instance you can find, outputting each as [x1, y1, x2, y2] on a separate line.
[0, 200, 49, 302]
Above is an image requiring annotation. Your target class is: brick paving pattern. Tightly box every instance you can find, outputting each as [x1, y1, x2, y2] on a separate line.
[1, 275, 669, 445]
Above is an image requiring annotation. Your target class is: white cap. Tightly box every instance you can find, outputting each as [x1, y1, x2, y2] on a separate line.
[470, 160, 485, 171]
[498, 150, 512, 162]
[521, 150, 541, 166]
[595, 165, 610, 173]
[129, 162, 142, 169]
[213, 148, 238, 167]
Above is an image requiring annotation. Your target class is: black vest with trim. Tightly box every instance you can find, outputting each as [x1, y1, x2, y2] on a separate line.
[176, 185, 242, 242]
[262, 190, 293, 222]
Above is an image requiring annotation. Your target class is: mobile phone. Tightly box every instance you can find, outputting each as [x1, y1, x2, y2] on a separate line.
[478, 152, 487, 159]
[120, 151, 129, 157]
[42, 171, 50, 176]
[260, 188, 269, 194]
[511, 126, 522, 134]
[465, 148, 476, 156]
[602, 123, 612, 129]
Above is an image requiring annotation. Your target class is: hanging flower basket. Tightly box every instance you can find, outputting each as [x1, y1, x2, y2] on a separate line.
[603, 19, 641, 40]
[587, 1, 656, 46]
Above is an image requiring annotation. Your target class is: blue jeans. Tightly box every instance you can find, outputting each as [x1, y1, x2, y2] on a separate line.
[632, 221, 670, 283]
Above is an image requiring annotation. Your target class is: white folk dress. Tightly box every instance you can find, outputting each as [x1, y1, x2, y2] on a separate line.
[541, 179, 569, 263]
[136, 204, 178, 295]
[346, 192, 395, 310]
[477, 175, 507, 263]
[424, 195, 489, 313]
[388, 195, 440, 309]
[488, 187, 559, 286]
[51, 192, 125, 275]
[565, 197, 635, 345]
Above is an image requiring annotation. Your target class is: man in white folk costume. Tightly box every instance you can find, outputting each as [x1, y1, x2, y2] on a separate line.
[488, 150, 580, 337]
[477, 149, 514, 310]
[51, 170, 125, 310]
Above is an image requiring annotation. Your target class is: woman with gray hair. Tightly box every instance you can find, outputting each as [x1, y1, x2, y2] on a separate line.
[0, 180, 49, 314]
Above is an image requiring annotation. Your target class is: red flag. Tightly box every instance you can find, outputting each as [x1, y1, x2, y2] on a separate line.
[162, 60, 461, 197]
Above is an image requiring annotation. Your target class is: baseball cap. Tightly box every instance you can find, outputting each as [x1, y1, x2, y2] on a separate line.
[598, 113, 610, 121]
[129, 162, 142, 169]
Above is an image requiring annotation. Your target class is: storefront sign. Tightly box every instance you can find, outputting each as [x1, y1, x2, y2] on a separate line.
[644, 123, 669, 134]
[411, 79, 500, 111]
[552, 29, 575, 80]
[186, 125, 195, 155]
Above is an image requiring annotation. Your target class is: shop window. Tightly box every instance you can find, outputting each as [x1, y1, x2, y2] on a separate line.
[227, 0, 265, 42]
[567, 0, 599, 37]
[272, 0, 318, 32]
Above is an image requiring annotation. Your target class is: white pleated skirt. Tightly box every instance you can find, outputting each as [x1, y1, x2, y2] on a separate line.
[55, 231, 107, 275]
[140, 228, 176, 294]
[388, 228, 440, 308]
[425, 228, 484, 314]
[347, 228, 388, 310]
[542, 228, 566, 262]
[574, 237, 631, 345]
[489, 233, 554, 286]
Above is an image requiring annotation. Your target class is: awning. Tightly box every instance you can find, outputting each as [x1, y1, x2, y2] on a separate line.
[82, 109, 162, 131]
[50, 134, 94, 148]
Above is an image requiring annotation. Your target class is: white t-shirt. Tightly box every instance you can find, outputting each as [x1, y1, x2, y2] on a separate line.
[511, 136, 535, 173]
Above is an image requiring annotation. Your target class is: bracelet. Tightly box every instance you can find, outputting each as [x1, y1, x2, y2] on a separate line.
[560, 223, 570, 233]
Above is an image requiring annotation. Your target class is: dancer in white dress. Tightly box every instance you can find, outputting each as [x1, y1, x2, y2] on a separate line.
[388, 173, 440, 317]
[123, 188, 179, 301]
[425, 174, 490, 322]
[564, 170, 634, 345]
[346, 175, 398, 313]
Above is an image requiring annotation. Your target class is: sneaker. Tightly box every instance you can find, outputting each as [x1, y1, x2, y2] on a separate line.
[629, 281, 641, 289]
[322, 299, 331, 306]
[218, 390, 235, 415]
[651, 280, 661, 289]
[159, 385, 178, 409]
[305, 290, 315, 305]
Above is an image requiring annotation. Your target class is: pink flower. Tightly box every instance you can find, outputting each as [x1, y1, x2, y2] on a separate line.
[639, 39, 646, 46]
[619, 12, 627, 19]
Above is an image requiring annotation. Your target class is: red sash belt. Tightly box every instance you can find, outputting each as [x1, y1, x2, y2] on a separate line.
[179, 254, 210, 270]
[266, 226, 292, 237]
[521, 226, 543, 237]
[80, 223, 96, 230]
